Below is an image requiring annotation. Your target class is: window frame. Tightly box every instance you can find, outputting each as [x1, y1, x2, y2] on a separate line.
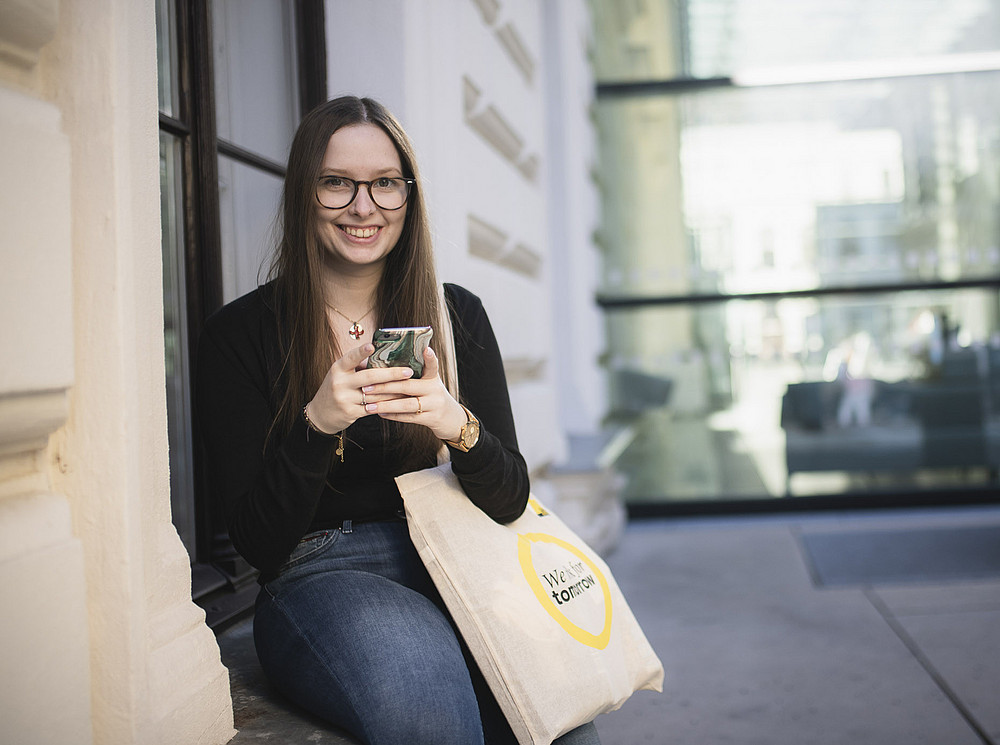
[157, 0, 327, 628]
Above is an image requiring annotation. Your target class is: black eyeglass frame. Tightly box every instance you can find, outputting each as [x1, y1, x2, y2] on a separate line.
[315, 176, 416, 211]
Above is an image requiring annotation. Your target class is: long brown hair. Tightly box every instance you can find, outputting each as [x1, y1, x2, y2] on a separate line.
[268, 96, 448, 467]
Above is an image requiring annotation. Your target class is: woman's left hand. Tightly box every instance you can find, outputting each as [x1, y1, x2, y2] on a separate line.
[360, 347, 468, 442]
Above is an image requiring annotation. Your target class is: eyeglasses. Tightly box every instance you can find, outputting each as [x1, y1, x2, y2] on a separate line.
[315, 175, 415, 211]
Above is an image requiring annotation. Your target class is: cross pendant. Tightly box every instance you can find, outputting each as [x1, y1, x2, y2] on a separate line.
[349, 322, 364, 340]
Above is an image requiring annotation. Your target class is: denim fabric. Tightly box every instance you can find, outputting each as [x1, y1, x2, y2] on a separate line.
[253, 520, 600, 745]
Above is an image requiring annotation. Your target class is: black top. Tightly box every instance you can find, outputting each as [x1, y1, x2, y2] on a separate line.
[196, 282, 529, 577]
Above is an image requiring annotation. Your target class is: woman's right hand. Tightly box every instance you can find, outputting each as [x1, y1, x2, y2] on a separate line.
[303, 343, 414, 434]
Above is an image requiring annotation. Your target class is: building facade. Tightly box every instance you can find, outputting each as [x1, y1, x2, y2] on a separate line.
[0, 0, 602, 742]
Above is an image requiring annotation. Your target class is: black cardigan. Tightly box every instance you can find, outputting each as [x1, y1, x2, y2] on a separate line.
[196, 282, 529, 577]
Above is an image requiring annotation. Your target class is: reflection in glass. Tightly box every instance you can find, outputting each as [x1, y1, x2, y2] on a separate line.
[607, 289, 1000, 502]
[212, 0, 300, 164]
[685, 0, 1000, 79]
[591, 1, 1000, 505]
[217, 155, 284, 303]
[592, 0, 1000, 82]
[597, 72, 1000, 299]
[155, 0, 179, 117]
[160, 132, 196, 551]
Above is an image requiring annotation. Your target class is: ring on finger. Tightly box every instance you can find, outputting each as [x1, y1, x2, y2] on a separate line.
[361, 390, 367, 406]
[416, 397, 423, 415]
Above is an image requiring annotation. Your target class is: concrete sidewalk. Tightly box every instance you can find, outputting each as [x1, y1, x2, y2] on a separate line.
[218, 505, 1000, 744]
[596, 506, 1000, 745]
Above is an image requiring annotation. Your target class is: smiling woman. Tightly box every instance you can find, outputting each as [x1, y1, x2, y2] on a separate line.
[194, 96, 601, 745]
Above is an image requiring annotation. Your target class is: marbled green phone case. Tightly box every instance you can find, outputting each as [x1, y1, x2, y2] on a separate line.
[368, 326, 434, 378]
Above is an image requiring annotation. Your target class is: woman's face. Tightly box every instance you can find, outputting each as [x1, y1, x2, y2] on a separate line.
[313, 123, 408, 277]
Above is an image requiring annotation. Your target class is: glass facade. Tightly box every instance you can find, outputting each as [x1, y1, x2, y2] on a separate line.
[592, 0, 1000, 504]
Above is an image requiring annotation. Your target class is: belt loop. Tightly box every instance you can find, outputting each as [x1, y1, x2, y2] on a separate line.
[341, 519, 353, 534]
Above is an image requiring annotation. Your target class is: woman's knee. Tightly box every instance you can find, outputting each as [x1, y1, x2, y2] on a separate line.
[253, 576, 487, 744]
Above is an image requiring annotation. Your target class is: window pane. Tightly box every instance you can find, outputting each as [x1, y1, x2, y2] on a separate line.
[212, 0, 300, 164]
[155, 0, 180, 116]
[590, 1, 681, 82]
[160, 132, 196, 551]
[685, 0, 1000, 80]
[597, 71, 1000, 298]
[592, 0, 1000, 83]
[218, 155, 283, 303]
[607, 287, 1000, 503]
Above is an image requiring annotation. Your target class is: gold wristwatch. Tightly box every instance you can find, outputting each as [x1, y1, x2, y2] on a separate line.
[444, 405, 481, 452]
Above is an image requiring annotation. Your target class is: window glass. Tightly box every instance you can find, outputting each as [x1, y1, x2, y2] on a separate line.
[217, 155, 284, 303]
[212, 0, 300, 164]
[592, 0, 1000, 83]
[155, 0, 179, 117]
[684, 0, 1000, 80]
[160, 131, 196, 551]
[607, 288, 1000, 502]
[597, 71, 1000, 299]
[590, 0, 681, 82]
[592, 1, 1000, 504]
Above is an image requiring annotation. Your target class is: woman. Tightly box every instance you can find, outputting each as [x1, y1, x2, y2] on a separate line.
[197, 96, 601, 745]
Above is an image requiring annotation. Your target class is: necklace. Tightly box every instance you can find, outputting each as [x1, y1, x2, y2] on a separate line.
[330, 306, 372, 340]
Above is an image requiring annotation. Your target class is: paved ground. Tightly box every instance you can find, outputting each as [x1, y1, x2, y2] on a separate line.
[218, 504, 1000, 744]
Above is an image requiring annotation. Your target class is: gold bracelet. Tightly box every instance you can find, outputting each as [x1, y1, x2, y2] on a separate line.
[303, 405, 343, 460]
[302, 405, 326, 434]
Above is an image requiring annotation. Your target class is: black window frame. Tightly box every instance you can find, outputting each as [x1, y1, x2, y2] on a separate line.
[157, 0, 327, 629]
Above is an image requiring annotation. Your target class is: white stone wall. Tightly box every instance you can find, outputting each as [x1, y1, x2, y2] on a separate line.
[326, 0, 604, 471]
[0, 1, 234, 743]
[541, 0, 606, 438]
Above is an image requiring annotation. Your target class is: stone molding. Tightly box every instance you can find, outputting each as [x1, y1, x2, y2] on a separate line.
[495, 22, 534, 83]
[463, 75, 540, 181]
[0, 82, 73, 459]
[503, 356, 547, 385]
[0, 389, 68, 458]
[469, 0, 499, 25]
[468, 0, 535, 83]
[467, 213, 542, 278]
[0, 0, 59, 68]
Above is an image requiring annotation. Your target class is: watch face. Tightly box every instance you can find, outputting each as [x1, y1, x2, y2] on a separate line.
[463, 420, 481, 448]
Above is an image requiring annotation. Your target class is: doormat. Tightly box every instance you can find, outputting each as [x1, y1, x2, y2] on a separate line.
[799, 525, 1000, 587]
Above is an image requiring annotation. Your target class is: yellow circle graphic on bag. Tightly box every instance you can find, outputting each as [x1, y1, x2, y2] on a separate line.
[517, 533, 613, 649]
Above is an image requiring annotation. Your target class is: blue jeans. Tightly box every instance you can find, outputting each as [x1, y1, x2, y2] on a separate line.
[253, 519, 601, 745]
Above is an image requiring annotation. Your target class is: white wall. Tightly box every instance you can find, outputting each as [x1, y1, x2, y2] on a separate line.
[0, 1, 235, 743]
[542, 0, 606, 437]
[0, 77, 91, 744]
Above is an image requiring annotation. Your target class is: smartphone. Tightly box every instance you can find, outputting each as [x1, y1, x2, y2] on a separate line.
[367, 326, 434, 378]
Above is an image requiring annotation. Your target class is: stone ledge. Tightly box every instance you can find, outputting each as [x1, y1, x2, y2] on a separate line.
[218, 617, 362, 745]
[0, 389, 68, 457]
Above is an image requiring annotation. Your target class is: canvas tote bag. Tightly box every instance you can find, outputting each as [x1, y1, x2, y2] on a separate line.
[394, 293, 663, 744]
[396, 465, 664, 744]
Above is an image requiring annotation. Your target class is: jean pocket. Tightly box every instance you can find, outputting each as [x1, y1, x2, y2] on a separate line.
[277, 529, 341, 573]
